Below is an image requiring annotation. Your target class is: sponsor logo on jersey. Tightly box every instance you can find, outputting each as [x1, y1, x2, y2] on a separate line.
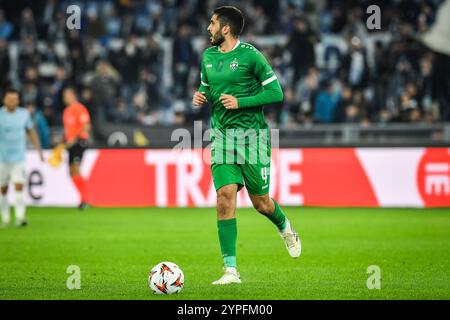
[206, 64, 212, 68]
[230, 58, 239, 71]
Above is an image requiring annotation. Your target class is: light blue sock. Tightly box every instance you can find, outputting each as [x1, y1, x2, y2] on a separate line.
[223, 256, 236, 268]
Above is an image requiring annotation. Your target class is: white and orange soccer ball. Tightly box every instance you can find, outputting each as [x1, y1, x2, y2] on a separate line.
[148, 262, 184, 294]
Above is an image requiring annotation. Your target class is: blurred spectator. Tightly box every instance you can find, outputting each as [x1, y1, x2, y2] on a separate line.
[0, 10, 13, 40]
[172, 24, 196, 99]
[18, 35, 40, 80]
[119, 13, 139, 39]
[104, 4, 121, 37]
[112, 97, 135, 123]
[25, 102, 50, 149]
[134, 69, 160, 111]
[292, 67, 320, 123]
[342, 36, 369, 89]
[87, 60, 121, 122]
[285, 17, 316, 85]
[330, 5, 347, 34]
[134, 91, 155, 126]
[66, 30, 86, 86]
[434, 51, 450, 121]
[19, 8, 38, 41]
[46, 10, 67, 42]
[334, 85, 353, 123]
[399, 83, 420, 122]
[48, 66, 70, 115]
[279, 87, 297, 127]
[21, 81, 38, 105]
[110, 36, 141, 95]
[85, 9, 106, 40]
[314, 81, 340, 123]
[0, 0, 447, 130]
[247, 5, 269, 35]
[42, 0, 57, 26]
[80, 87, 94, 112]
[141, 36, 162, 75]
[345, 104, 363, 123]
[0, 39, 10, 89]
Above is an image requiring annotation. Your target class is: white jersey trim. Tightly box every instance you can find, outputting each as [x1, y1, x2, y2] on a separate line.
[218, 40, 241, 53]
[261, 75, 277, 86]
[231, 40, 241, 51]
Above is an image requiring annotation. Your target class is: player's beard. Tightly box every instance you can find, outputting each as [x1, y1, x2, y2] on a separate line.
[210, 31, 225, 46]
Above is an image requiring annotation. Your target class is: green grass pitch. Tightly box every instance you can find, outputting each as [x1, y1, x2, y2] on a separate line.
[0, 207, 449, 300]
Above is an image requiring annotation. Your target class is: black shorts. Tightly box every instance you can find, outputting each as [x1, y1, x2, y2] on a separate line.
[68, 139, 88, 165]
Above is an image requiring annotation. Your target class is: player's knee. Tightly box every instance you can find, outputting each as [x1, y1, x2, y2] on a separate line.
[216, 189, 236, 218]
[217, 187, 235, 202]
[217, 194, 234, 212]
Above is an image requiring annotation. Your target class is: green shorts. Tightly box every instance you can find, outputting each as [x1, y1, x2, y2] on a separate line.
[211, 162, 270, 196]
[210, 129, 271, 196]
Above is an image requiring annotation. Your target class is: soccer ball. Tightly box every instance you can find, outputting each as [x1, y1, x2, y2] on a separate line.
[148, 262, 184, 294]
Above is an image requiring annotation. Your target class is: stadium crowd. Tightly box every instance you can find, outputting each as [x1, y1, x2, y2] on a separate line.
[0, 0, 448, 144]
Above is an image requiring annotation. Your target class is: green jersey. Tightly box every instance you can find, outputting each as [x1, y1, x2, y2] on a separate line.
[198, 40, 283, 132]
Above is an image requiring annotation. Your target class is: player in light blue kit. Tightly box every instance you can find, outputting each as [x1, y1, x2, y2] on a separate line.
[0, 88, 44, 228]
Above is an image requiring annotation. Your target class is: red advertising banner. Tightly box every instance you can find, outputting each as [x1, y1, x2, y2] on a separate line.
[18, 148, 450, 208]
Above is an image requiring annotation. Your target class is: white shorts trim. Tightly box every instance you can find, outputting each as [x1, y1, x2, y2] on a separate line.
[0, 162, 26, 186]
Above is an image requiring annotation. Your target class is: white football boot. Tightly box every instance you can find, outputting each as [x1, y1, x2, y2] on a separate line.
[212, 267, 241, 285]
[279, 219, 301, 258]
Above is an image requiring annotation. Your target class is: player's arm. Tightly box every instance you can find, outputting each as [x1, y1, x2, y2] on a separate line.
[193, 53, 211, 106]
[222, 51, 283, 109]
[27, 128, 44, 162]
[24, 112, 44, 162]
[237, 78, 283, 108]
[79, 122, 91, 139]
[64, 139, 76, 149]
[66, 122, 91, 147]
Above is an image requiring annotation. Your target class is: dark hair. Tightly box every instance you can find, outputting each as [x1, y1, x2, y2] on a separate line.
[213, 6, 244, 37]
[3, 87, 19, 96]
[63, 85, 78, 95]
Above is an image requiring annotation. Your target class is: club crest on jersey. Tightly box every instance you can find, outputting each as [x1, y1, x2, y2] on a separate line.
[229, 58, 239, 71]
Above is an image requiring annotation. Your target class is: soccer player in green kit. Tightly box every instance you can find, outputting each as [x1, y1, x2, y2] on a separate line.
[192, 6, 301, 285]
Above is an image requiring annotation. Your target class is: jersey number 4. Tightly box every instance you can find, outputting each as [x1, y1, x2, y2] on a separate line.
[261, 167, 269, 184]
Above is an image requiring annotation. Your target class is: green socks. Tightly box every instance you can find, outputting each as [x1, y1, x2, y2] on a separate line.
[266, 199, 287, 232]
[217, 201, 286, 268]
[217, 218, 237, 268]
